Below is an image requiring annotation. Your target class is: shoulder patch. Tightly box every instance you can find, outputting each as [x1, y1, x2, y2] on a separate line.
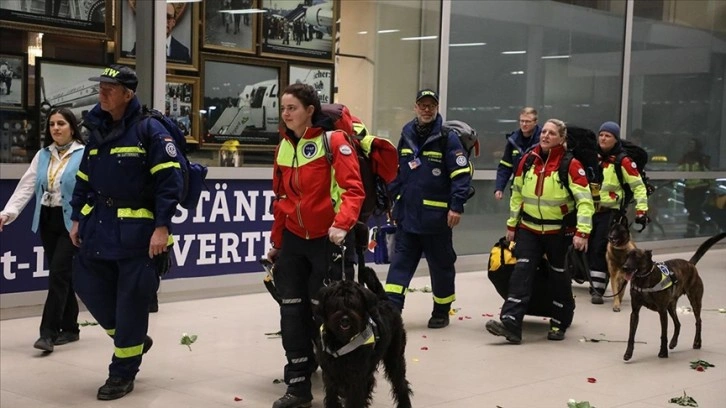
[578, 168, 586, 176]
[339, 145, 353, 156]
[165, 142, 178, 158]
[631, 162, 637, 169]
[455, 155, 468, 167]
[302, 142, 318, 159]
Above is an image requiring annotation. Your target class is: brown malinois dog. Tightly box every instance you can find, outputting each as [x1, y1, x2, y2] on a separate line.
[621, 232, 725, 361]
[606, 222, 637, 312]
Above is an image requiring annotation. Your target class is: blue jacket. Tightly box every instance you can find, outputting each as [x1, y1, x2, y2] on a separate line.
[70, 97, 185, 260]
[389, 114, 473, 234]
[495, 125, 541, 192]
[31, 145, 84, 233]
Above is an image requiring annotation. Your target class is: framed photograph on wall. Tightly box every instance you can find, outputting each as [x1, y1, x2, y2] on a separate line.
[260, 0, 335, 62]
[203, 0, 258, 54]
[166, 75, 200, 146]
[0, 109, 38, 164]
[201, 54, 287, 146]
[0, 0, 109, 39]
[289, 63, 332, 104]
[0, 53, 27, 111]
[117, 0, 198, 71]
[35, 58, 104, 144]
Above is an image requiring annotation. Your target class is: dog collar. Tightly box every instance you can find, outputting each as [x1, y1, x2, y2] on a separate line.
[633, 262, 674, 293]
[321, 318, 377, 358]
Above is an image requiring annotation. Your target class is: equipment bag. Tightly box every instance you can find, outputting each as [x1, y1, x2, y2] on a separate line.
[139, 106, 208, 210]
[487, 237, 554, 317]
[614, 139, 655, 211]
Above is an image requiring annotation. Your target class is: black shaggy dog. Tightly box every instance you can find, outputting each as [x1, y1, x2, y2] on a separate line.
[314, 266, 413, 408]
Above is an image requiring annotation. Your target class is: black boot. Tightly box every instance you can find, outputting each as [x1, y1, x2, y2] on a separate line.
[97, 377, 134, 400]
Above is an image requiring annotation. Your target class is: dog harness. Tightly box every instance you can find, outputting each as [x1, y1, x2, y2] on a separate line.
[632, 262, 675, 293]
[320, 317, 378, 358]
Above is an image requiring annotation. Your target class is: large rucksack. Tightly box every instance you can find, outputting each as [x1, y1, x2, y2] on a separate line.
[522, 125, 602, 210]
[320, 104, 398, 222]
[439, 120, 479, 199]
[139, 106, 208, 210]
[614, 139, 655, 211]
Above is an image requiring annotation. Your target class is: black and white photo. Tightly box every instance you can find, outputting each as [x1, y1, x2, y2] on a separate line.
[203, 0, 257, 54]
[0, 54, 26, 111]
[0, 0, 108, 38]
[202, 56, 286, 145]
[166, 75, 199, 145]
[118, 0, 197, 69]
[35, 58, 103, 143]
[260, 0, 335, 62]
[289, 64, 332, 104]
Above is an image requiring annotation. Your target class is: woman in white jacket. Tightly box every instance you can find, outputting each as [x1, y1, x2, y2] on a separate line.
[0, 107, 85, 352]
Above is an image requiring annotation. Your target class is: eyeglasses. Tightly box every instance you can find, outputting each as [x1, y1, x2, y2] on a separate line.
[519, 119, 535, 124]
[416, 103, 438, 111]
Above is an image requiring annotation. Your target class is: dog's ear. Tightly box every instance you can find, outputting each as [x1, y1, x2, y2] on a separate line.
[314, 285, 333, 319]
[362, 286, 378, 315]
[644, 249, 653, 262]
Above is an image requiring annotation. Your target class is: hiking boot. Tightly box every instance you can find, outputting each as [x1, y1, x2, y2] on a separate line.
[485, 320, 522, 344]
[591, 294, 604, 305]
[272, 392, 312, 408]
[97, 376, 134, 400]
[33, 337, 54, 352]
[427, 314, 450, 329]
[547, 327, 566, 341]
[54, 332, 80, 345]
[143, 335, 153, 354]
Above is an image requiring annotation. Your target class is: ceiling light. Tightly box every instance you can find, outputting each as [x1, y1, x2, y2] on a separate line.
[501, 50, 526, 55]
[357, 31, 368, 35]
[449, 42, 486, 47]
[377, 29, 400, 34]
[541, 55, 570, 59]
[167, 0, 202, 3]
[219, 8, 268, 14]
[400, 36, 438, 41]
[510, 71, 524, 75]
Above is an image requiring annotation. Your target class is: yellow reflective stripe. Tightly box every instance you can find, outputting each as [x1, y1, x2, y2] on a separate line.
[385, 283, 406, 295]
[433, 294, 456, 304]
[422, 199, 448, 208]
[110, 146, 145, 154]
[80, 204, 94, 216]
[167, 235, 175, 246]
[499, 160, 513, 168]
[422, 151, 443, 158]
[105, 328, 115, 336]
[150, 161, 181, 175]
[400, 148, 414, 155]
[77, 170, 89, 181]
[117, 208, 154, 219]
[450, 167, 470, 178]
[89, 149, 98, 156]
[522, 196, 568, 207]
[114, 343, 144, 358]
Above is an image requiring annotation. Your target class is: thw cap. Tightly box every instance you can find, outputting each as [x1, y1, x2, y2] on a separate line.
[415, 89, 439, 103]
[88, 64, 138, 92]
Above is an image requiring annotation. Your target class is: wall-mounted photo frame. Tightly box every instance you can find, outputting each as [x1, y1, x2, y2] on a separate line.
[117, 0, 199, 71]
[35, 58, 104, 144]
[203, 0, 258, 55]
[289, 63, 333, 104]
[0, 0, 110, 39]
[0, 109, 38, 164]
[201, 54, 287, 146]
[260, 0, 336, 62]
[166, 75, 200, 147]
[0, 53, 27, 111]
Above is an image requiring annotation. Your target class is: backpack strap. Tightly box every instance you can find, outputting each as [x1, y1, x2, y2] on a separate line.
[507, 134, 525, 156]
[323, 130, 334, 163]
[613, 152, 631, 212]
[557, 152, 575, 201]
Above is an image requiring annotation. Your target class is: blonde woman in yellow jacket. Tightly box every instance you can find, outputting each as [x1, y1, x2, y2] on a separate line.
[486, 118, 594, 344]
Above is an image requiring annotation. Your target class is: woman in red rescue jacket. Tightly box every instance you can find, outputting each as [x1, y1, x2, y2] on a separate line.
[266, 83, 364, 408]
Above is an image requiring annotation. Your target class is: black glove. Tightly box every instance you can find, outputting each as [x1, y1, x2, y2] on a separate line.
[634, 214, 650, 232]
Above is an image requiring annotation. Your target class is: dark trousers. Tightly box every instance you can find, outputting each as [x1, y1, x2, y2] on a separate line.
[73, 255, 158, 380]
[501, 229, 574, 331]
[587, 211, 616, 296]
[274, 229, 351, 398]
[38, 206, 79, 339]
[385, 229, 457, 316]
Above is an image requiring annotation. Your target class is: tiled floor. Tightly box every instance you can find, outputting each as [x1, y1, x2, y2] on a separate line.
[1, 248, 725, 408]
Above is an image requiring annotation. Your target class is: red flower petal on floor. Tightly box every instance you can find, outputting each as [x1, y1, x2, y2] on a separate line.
[465, 316, 472, 319]
[482, 313, 494, 317]
[422, 335, 427, 338]
[587, 377, 597, 383]
[458, 316, 464, 320]
[696, 366, 705, 372]
[234, 396, 243, 401]
[420, 346, 429, 350]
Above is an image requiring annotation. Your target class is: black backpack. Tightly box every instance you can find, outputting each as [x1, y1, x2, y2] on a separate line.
[138, 106, 208, 210]
[522, 125, 602, 203]
[439, 120, 479, 199]
[614, 139, 655, 211]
